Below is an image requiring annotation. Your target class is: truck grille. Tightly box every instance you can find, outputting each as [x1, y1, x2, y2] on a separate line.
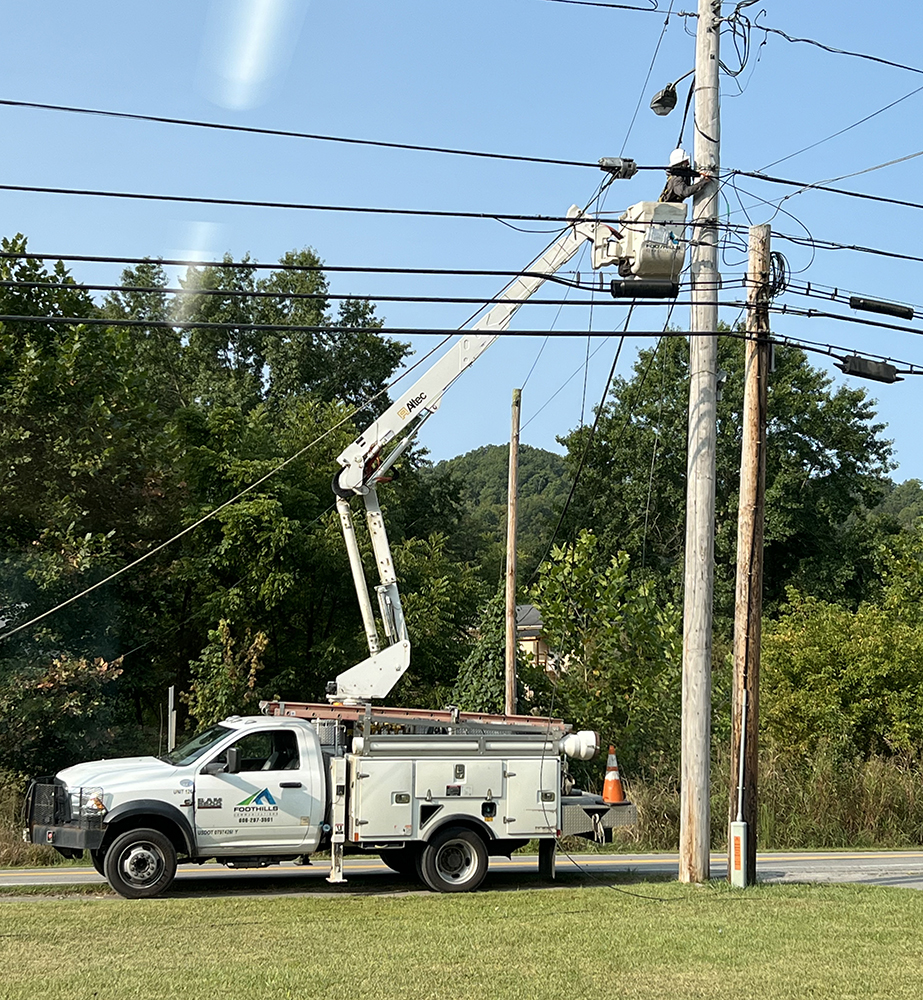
[23, 778, 71, 828]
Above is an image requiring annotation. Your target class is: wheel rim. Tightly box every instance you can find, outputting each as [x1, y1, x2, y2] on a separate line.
[434, 839, 477, 885]
[118, 843, 165, 888]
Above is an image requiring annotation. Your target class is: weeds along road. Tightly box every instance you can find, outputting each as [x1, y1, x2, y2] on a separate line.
[5, 852, 923, 896]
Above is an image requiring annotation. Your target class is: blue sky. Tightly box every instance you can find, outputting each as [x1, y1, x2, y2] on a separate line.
[3, 0, 922, 479]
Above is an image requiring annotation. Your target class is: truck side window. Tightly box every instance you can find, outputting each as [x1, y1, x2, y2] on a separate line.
[208, 730, 300, 772]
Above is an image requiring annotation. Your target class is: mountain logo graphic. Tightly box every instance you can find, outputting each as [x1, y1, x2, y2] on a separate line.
[238, 788, 276, 807]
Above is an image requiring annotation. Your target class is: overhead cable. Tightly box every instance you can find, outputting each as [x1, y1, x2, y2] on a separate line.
[536, 0, 665, 10]
[6, 230, 923, 273]
[0, 314, 750, 334]
[757, 23, 923, 77]
[0, 331, 457, 643]
[0, 98, 612, 171]
[758, 82, 923, 172]
[1, 307, 916, 369]
[0, 277, 743, 303]
[0, 181, 671, 223]
[729, 168, 923, 213]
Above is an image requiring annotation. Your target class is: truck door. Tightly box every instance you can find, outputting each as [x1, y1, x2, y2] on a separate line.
[193, 729, 319, 853]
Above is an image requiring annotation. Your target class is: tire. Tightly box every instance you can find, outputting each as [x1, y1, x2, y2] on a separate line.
[103, 828, 177, 899]
[416, 827, 489, 893]
[90, 850, 106, 876]
[379, 847, 419, 877]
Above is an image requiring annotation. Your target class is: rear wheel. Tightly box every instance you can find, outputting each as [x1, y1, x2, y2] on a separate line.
[103, 828, 177, 899]
[417, 827, 488, 893]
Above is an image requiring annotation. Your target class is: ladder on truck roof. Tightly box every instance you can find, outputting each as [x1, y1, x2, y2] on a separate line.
[259, 699, 570, 737]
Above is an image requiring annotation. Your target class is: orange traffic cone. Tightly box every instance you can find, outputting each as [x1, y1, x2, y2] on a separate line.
[602, 746, 625, 804]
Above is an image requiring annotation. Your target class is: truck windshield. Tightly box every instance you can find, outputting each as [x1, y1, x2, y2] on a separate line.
[158, 724, 233, 766]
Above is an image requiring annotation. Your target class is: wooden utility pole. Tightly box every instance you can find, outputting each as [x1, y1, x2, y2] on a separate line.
[729, 224, 771, 885]
[505, 387, 522, 716]
[679, 0, 721, 883]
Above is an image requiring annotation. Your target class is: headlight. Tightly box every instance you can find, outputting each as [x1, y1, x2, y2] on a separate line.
[72, 787, 107, 816]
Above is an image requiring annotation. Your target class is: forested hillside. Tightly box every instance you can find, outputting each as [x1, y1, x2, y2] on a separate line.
[432, 443, 568, 581]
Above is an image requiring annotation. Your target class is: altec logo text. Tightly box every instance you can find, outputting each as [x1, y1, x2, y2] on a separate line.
[397, 393, 427, 420]
[235, 788, 278, 812]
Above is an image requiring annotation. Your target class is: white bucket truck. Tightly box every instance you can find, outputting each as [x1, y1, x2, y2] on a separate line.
[24, 702, 634, 897]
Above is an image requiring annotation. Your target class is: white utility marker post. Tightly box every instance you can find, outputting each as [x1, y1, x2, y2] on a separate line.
[505, 388, 522, 716]
[679, 0, 721, 884]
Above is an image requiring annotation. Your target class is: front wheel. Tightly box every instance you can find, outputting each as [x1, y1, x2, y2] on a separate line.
[103, 828, 177, 899]
[417, 827, 488, 893]
[90, 849, 105, 876]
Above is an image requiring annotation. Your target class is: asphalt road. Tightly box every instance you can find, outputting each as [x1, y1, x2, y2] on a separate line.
[5, 851, 923, 896]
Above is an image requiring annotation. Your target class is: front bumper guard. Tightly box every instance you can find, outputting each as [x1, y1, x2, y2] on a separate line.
[22, 779, 106, 854]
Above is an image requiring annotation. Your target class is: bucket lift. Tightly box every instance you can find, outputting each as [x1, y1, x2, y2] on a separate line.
[330, 200, 688, 703]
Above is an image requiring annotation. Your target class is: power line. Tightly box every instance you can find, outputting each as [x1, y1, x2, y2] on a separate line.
[11, 232, 923, 298]
[620, 0, 676, 153]
[745, 228, 923, 267]
[0, 278, 743, 306]
[0, 181, 611, 223]
[6, 232, 923, 275]
[757, 22, 923, 77]
[0, 330, 459, 643]
[731, 168, 923, 212]
[0, 314, 748, 335]
[536, 0, 665, 10]
[769, 302, 923, 344]
[0, 181, 700, 224]
[0, 98, 612, 171]
[0, 414, 353, 643]
[8, 166, 923, 225]
[757, 82, 923, 172]
[785, 280, 923, 322]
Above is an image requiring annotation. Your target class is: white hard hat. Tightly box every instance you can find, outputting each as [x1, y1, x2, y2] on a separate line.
[669, 147, 690, 167]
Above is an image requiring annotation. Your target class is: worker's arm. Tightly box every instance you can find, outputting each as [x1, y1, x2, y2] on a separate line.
[669, 172, 712, 201]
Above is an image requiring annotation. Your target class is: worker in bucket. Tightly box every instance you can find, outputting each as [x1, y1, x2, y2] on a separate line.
[660, 148, 712, 203]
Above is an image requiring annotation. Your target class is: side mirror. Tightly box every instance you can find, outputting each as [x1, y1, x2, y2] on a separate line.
[226, 746, 241, 775]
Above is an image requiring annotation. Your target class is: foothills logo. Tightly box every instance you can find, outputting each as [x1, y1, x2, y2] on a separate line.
[397, 393, 427, 420]
[233, 787, 279, 820]
[237, 788, 277, 807]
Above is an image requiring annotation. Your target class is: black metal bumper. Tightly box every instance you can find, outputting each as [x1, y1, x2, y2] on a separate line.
[29, 823, 105, 852]
[22, 779, 105, 854]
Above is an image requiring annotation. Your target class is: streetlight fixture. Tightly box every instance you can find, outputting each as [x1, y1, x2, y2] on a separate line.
[650, 68, 694, 116]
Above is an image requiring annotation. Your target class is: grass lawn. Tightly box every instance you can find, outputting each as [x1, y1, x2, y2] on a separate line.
[1, 881, 922, 1000]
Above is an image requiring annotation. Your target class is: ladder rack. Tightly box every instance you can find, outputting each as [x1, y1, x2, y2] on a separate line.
[259, 699, 570, 737]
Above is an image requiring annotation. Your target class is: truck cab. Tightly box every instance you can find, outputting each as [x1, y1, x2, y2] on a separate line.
[23, 716, 327, 898]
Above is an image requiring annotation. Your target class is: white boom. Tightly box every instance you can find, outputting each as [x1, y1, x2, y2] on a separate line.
[330, 200, 686, 702]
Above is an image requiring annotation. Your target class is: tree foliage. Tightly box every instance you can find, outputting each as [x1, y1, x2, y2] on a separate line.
[560, 335, 895, 617]
[433, 444, 569, 580]
[530, 530, 682, 778]
[763, 528, 923, 760]
[0, 237, 477, 775]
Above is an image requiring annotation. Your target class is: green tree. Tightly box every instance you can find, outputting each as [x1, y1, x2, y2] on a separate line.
[451, 585, 537, 715]
[529, 530, 682, 779]
[185, 620, 267, 727]
[560, 335, 894, 618]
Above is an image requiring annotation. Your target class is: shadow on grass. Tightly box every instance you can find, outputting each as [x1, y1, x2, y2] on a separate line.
[162, 865, 674, 899]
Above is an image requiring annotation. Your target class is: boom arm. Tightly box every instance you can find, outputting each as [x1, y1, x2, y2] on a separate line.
[330, 206, 620, 702]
